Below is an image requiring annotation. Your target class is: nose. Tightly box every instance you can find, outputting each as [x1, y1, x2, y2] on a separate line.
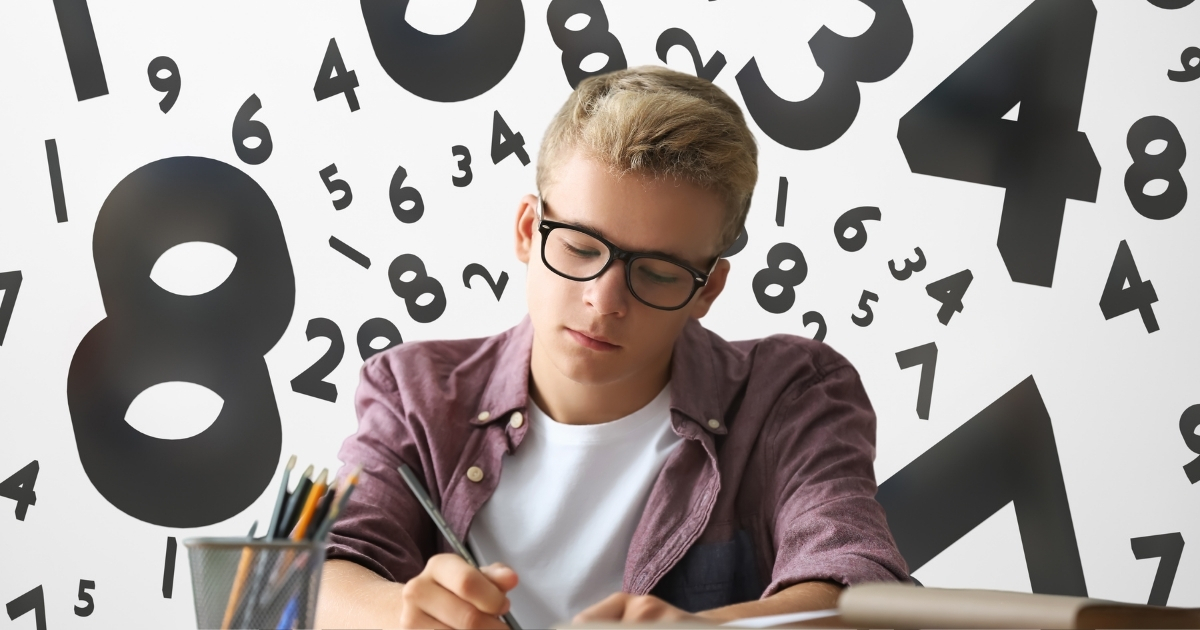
[581, 258, 629, 316]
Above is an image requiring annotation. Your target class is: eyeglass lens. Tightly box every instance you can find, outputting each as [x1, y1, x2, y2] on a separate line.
[543, 226, 696, 308]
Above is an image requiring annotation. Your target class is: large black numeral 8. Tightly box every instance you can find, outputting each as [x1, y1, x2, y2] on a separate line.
[547, 0, 628, 88]
[67, 157, 295, 527]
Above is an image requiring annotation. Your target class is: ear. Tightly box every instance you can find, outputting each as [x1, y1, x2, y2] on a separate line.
[514, 193, 539, 264]
[688, 257, 730, 319]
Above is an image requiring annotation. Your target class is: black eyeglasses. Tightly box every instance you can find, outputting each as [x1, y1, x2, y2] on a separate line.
[535, 196, 719, 311]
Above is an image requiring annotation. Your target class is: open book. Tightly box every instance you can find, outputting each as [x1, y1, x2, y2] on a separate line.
[837, 582, 1200, 629]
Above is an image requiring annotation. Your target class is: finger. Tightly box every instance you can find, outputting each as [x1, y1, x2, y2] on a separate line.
[572, 592, 629, 622]
[427, 554, 511, 617]
[405, 577, 509, 630]
[399, 605, 452, 630]
[480, 562, 519, 593]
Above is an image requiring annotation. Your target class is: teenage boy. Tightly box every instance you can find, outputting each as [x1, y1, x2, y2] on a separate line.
[316, 66, 908, 629]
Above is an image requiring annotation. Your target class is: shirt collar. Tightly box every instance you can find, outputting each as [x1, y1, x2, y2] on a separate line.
[470, 315, 727, 435]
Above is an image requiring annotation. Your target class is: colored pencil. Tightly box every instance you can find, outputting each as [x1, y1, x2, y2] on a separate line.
[289, 469, 328, 541]
[267, 455, 296, 541]
[313, 465, 361, 541]
[276, 465, 313, 539]
[220, 520, 259, 629]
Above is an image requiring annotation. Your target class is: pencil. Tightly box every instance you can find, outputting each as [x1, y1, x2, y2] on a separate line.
[304, 487, 336, 542]
[220, 520, 259, 630]
[289, 469, 328, 540]
[397, 464, 522, 630]
[313, 465, 361, 541]
[267, 455, 296, 541]
[276, 465, 313, 539]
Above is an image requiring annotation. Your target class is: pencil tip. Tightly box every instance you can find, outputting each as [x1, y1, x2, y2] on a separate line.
[285, 454, 297, 470]
[300, 464, 314, 478]
[314, 469, 329, 485]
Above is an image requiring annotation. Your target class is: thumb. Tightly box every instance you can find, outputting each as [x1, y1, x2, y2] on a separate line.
[480, 562, 519, 591]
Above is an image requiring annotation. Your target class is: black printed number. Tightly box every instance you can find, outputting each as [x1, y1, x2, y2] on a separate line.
[1100, 240, 1158, 333]
[75, 579, 96, 617]
[1179, 405, 1200, 483]
[291, 318, 344, 403]
[1168, 47, 1200, 82]
[452, 145, 473, 187]
[319, 164, 353, 210]
[546, 0, 628, 88]
[0, 270, 22, 346]
[232, 94, 273, 165]
[67, 157, 295, 527]
[492, 111, 530, 166]
[463, 264, 509, 301]
[6, 585, 45, 630]
[390, 254, 447, 323]
[390, 164, 425, 223]
[926, 270, 973, 325]
[803, 311, 827, 342]
[851, 290, 878, 327]
[656, 28, 725, 81]
[357, 318, 403, 361]
[889, 247, 927, 280]
[0, 460, 37, 521]
[314, 38, 360, 112]
[896, 342, 937, 420]
[736, 0, 912, 150]
[834, 206, 881, 252]
[360, 0, 523, 102]
[898, 0, 1100, 287]
[1125, 116, 1187, 220]
[147, 56, 180, 113]
[752, 242, 808, 314]
[1131, 533, 1184, 606]
[292, 318, 405, 402]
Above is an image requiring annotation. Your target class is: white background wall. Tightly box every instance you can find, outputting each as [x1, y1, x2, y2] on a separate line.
[1, 0, 1198, 626]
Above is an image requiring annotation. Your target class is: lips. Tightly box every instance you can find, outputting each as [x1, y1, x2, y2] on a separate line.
[566, 327, 620, 351]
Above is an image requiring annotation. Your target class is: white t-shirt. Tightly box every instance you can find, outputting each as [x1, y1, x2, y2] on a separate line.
[466, 384, 682, 629]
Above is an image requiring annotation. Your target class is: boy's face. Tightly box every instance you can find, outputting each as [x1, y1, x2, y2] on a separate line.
[515, 150, 731, 387]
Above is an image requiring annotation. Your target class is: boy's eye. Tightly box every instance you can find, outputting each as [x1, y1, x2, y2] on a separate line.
[562, 239, 602, 258]
[636, 264, 682, 284]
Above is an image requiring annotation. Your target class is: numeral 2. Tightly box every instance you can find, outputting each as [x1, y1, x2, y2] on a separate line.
[463, 264, 508, 301]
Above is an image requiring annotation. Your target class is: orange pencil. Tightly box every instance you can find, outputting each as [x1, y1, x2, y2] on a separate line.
[220, 520, 258, 630]
[289, 468, 328, 540]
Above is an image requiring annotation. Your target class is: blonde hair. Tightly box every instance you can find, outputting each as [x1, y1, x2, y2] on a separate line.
[536, 65, 758, 255]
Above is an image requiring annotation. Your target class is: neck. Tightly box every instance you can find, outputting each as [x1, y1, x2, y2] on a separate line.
[528, 337, 672, 426]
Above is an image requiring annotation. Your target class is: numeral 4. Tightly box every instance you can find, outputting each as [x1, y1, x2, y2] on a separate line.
[1100, 240, 1158, 333]
[0, 460, 38, 521]
[314, 38, 360, 112]
[492, 111, 529, 165]
[898, 0, 1100, 287]
[926, 270, 972, 325]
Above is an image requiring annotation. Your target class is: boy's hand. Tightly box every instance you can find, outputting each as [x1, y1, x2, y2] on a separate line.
[572, 592, 706, 625]
[399, 553, 518, 629]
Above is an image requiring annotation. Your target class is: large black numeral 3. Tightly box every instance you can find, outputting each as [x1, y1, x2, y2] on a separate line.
[67, 157, 295, 527]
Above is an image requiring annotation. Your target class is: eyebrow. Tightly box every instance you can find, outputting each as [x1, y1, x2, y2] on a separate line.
[543, 201, 708, 268]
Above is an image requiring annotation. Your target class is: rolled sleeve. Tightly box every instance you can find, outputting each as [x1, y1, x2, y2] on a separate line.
[763, 363, 909, 596]
[325, 359, 433, 584]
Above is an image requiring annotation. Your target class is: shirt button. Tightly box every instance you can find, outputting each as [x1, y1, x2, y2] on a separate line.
[707, 419, 721, 429]
[477, 411, 490, 421]
[467, 466, 484, 482]
[509, 411, 524, 428]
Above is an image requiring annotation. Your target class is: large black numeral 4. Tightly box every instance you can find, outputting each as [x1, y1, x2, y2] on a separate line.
[898, 0, 1101, 288]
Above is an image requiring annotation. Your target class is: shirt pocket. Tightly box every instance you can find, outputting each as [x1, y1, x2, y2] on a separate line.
[650, 528, 763, 613]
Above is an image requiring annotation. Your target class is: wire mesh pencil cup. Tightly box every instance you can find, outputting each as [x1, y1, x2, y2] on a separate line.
[184, 537, 326, 629]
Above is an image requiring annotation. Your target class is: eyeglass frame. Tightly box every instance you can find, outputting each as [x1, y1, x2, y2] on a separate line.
[534, 195, 722, 311]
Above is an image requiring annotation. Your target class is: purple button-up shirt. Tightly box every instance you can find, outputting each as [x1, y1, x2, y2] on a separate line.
[327, 316, 908, 612]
